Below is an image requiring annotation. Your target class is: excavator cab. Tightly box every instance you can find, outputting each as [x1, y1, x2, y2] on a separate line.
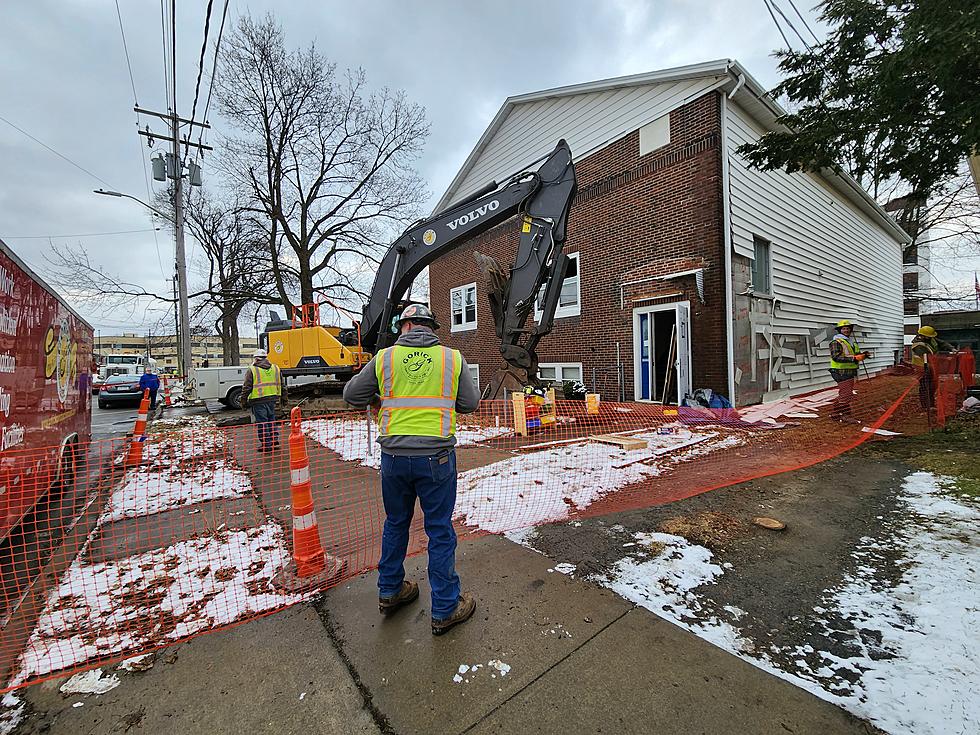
[262, 303, 370, 379]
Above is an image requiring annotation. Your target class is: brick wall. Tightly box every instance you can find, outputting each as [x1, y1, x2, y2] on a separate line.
[429, 92, 728, 400]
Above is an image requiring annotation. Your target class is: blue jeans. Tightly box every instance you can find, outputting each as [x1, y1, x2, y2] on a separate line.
[250, 401, 277, 449]
[378, 451, 461, 619]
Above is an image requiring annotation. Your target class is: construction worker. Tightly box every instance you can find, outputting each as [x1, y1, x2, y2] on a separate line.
[343, 304, 481, 636]
[910, 325, 956, 410]
[138, 366, 160, 410]
[828, 319, 870, 423]
[240, 349, 287, 452]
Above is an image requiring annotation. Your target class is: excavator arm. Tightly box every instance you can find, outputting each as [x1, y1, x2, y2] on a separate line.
[359, 139, 576, 392]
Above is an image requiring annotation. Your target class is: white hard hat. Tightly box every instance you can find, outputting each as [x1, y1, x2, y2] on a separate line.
[253, 348, 268, 359]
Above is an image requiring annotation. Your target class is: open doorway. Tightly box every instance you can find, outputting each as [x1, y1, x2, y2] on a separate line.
[633, 302, 691, 404]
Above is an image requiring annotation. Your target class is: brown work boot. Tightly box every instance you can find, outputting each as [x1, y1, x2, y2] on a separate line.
[379, 581, 419, 616]
[431, 593, 477, 636]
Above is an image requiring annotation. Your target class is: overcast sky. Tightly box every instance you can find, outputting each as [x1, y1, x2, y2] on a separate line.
[1, 1, 975, 335]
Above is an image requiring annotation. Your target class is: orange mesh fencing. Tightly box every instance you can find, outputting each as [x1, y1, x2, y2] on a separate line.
[0, 369, 935, 692]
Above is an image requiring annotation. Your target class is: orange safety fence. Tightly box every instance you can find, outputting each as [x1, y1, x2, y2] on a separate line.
[0, 367, 949, 693]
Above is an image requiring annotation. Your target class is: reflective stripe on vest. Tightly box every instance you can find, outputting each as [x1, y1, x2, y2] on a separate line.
[911, 337, 937, 367]
[375, 344, 461, 438]
[830, 335, 860, 371]
[248, 364, 282, 400]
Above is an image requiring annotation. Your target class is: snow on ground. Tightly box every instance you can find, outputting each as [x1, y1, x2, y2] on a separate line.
[455, 430, 743, 533]
[451, 659, 512, 684]
[58, 668, 120, 695]
[141, 415, 225, 468]
[0, 694, 24, 735]
[100, 460, 252, 522]
[576, 471, 980, 735]
[10, 522, 301, 686]
[304, 417, 512, 469]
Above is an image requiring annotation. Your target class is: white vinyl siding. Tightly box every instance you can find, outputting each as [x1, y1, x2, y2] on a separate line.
[444, 76, 725, 207]
[726, 101, 904, 390]
[539, 363, 583, 383]
[450, 283, 477, 332]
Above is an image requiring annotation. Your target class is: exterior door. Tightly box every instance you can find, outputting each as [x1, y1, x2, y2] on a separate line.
[632, 302, 693, 404]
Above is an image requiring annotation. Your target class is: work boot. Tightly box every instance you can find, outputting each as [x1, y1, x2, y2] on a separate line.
[431, 593, 476, 636]
[379, 580, 419, 616]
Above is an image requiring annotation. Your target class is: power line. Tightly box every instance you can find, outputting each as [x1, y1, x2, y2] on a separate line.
[762, 0, 793, 50]
[160, 0, 172, 110]
[184, 0, 216, 161]
[114, 0, 139, 105]
[769, 0, 813, 51]
[192, 0, 231, 165]
[3, 228, 160, 240]
[787, 0, 822, 45]
[0, 113, 116, 189]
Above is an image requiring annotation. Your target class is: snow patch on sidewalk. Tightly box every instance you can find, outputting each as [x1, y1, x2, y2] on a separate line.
[304, 418, 511, 469]
[59, 668, 120, 695]
[100, 460, 252, 522]
[0, 694, 24, 735]
[455, 431, 741, 533]
[10, 523, 301, 686]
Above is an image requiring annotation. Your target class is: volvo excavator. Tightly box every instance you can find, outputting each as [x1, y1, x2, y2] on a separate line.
[261, 139, 577, 398]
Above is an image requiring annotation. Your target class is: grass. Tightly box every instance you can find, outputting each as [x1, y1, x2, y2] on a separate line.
[862, 413, 980, 499]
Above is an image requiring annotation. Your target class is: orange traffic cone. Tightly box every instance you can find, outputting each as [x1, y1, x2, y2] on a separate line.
[163, 376, 172, 407]
[274, 406, 346, 590]
[125, 389, 151, 466]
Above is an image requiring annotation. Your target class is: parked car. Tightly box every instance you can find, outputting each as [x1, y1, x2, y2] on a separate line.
[97, 374, 144, 409]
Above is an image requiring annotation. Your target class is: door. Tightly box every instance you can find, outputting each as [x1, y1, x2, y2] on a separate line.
[632, 302, 693, 404]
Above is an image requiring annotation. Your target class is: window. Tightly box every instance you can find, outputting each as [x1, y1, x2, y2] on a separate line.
[751, 236, 772, 295]
[467, 364, 480, 389]
[450, 283, 477, 332]
[538, 363, 583, 384]
[535, 252, 581, 320]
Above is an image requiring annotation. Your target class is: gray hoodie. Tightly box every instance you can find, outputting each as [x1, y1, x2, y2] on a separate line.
[343, 327, 481, 455]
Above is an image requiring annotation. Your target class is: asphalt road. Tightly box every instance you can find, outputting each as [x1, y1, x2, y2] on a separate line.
[90, 399, 141, 440]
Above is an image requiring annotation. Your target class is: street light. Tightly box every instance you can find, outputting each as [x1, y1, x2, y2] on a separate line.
[94, 187, 190, 381]
[93, 189, 174, 223]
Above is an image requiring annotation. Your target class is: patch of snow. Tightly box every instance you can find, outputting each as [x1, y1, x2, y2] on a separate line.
[552, 563, 576, 575]
[456, 430, 742, 533]
[299, 692, 306, 700]
[0, 693, 24, 735]
[117, 654, 154, 673]
[502, 526, 538, 547]
[489, 659, 511, 677]
[10, 522, 301, 686]
[71, 702, 84, 708]
[59, 668, 120, 695]
[100, 460, 251, 522]
[304, 419, 511, 469]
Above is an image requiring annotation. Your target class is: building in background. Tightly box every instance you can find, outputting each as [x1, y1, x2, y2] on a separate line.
[883, 195, 932, 345]
[94, 333, 259, 371]
[921, 310, 980, 353]
[428, 59, 908, 406]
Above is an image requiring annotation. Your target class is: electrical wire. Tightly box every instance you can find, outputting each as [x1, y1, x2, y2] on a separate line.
[0, 113, 116, 189]
[191, 0, 231, 167]
[160, 0, 172, 111]
[114, 0, 139, 105]
[762, 0, 793, 50]
[769, 0, 813, 51]
[787, 0, 822, 45]
[183, 0, 215, 162]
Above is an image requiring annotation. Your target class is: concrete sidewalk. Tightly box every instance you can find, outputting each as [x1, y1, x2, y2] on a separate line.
[14, 535, 875, 734]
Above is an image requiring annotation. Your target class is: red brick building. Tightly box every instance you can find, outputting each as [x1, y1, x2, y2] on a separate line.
[428, 60, 908, 405]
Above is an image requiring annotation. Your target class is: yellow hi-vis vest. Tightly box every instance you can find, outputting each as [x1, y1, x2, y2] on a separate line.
[830, 334, 861, 371]
[375, 345, 462, 438]
[248, 364, 282, 400]
[911, 337, 938, 367]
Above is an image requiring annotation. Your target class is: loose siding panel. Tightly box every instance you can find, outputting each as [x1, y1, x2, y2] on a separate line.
[448, 76, 726, 203]
[726, 101, 904, 396]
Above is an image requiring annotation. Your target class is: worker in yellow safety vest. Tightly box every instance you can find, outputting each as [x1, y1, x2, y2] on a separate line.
[828, 319, 870, 423]
[909, 325, 956, 410]
[343, 304, 481, 636]
[240, 349, 287, 452]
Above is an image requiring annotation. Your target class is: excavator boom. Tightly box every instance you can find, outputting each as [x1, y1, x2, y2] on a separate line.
[359, 139, 576, 391]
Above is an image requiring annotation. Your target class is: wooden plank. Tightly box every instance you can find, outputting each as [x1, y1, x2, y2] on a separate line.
[590, 434, 648, 451]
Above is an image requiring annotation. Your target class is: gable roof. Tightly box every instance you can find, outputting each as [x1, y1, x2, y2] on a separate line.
[434, 59, 907, 244]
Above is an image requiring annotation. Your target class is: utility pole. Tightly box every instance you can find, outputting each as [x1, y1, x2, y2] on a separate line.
[171, 275, 180, 373]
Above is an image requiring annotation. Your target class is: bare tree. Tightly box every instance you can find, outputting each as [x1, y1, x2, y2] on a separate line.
[214, 14, 429, 311]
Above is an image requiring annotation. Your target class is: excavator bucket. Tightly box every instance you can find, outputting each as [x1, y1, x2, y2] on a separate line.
[484, 366, 532, 399]
[474, 251, 508, 336]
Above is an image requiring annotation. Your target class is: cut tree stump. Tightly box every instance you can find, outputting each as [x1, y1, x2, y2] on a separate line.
[590, 434, 648, 451]
[752, 516, 786, 531]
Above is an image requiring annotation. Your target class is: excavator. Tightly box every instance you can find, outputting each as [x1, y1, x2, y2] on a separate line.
[261, 139, 577, 398]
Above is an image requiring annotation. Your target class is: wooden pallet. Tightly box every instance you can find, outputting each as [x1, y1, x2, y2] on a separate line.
[590, 434, 649, 451]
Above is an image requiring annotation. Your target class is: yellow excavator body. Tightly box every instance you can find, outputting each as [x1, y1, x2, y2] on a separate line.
[266, 323, 370, 375]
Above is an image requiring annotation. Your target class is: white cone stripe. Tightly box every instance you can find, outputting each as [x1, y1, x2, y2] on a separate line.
[291, 466, 310, 485]
[137, 412, 148, 421]
[293, 510, 317, 530]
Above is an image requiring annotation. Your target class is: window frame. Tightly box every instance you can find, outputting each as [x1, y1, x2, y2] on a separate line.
[449, 282, 478, 332]
[467, 364, 480, 389]
[750, 236, 773, 296]
[538, 362, 584, 384]
[534, 251, 582, 321]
